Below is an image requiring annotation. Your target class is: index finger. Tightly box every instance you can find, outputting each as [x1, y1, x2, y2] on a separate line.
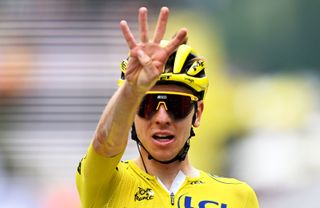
[164, 28, 188, 54]
[120, 20, 137, 49]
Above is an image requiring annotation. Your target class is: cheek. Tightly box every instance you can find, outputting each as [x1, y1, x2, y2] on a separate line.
[134, 116, 148, 138]
[176, 117, 194, 138]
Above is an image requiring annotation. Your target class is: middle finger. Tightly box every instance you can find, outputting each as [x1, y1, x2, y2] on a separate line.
[152, 7, 169, 44]
[139, 7, 149, 43]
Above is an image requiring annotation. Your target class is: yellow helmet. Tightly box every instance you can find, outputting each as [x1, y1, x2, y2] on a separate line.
[119, 40, 209, 100]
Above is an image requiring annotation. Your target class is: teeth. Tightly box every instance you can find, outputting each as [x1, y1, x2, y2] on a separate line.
[153, 135, 174, 140]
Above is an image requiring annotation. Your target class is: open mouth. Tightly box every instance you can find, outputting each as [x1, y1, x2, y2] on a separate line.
[152, 134, 175, 140]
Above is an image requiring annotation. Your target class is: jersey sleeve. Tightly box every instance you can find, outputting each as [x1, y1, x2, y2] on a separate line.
[76, 143, 123, 208]
[243, 184, 259, 208]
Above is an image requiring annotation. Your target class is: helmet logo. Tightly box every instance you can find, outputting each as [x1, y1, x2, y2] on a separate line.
[187, 59, 205, 76]
[185, 77, 194, 83]
[160, 75, 172, 80]
[192, 60, 204, 71]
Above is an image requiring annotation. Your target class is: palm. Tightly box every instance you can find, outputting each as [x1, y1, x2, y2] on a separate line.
[127, 43, 167, 85]
[120, 7, 187, 91]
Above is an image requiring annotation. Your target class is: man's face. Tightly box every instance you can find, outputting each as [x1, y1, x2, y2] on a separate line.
[134, 84, 203, 162]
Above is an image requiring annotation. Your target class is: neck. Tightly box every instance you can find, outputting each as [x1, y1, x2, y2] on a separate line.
[135, 155, 199, 189]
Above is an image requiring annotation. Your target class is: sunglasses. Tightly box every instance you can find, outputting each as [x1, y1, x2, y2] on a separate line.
[138, 91, 198, 120]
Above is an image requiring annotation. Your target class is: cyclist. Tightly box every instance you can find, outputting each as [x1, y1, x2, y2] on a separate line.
[76, 6, 259, 208]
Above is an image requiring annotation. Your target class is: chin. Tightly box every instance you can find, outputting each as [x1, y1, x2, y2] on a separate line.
[150, 151, 177, 162]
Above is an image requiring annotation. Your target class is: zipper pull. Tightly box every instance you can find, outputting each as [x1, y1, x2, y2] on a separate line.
[170, 192, 174, 205]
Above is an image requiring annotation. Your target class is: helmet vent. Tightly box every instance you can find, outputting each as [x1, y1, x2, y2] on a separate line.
[164, 52, 176, 73]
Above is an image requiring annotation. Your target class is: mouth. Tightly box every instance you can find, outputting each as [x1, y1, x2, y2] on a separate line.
[152, 134, 175, 141]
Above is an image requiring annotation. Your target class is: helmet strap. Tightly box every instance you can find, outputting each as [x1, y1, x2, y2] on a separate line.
[192, 102, 198, 125]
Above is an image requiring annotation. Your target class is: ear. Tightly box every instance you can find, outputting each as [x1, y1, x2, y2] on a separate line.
[193, 101, 204, 127]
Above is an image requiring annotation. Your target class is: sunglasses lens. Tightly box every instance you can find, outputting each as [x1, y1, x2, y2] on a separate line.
[138, 93, 195, 120]
[169, 95, 194, 119]
[138, 95, 158, 119]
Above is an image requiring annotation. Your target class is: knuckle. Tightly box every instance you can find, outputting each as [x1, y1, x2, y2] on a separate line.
[144, 58, 153, 66]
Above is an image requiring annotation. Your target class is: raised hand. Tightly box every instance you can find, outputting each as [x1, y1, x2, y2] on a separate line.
[120, 7, 187, 92]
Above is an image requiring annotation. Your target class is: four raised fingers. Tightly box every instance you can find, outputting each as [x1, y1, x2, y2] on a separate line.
[121, 6, 186, 53]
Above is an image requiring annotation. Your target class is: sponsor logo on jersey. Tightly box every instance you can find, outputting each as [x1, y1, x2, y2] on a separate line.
[178, 195, 228, 208]
[134, 187, 154, 202]
[190, 180, 204, 185]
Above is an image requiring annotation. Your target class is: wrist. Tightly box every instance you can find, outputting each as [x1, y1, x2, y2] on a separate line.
[123, 80, 150, 97]
[122, 81, 149, 105]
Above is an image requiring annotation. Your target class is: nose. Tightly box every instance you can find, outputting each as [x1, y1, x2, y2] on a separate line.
[153, 104, 172, 125]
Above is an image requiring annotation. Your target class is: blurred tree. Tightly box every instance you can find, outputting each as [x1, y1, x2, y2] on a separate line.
[216, 0, 320, 72]
[159, 0, 320, 72]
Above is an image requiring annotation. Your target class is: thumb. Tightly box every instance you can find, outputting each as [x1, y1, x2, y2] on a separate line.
[137, 50, 154, 70]
[136, 50, 159, 88]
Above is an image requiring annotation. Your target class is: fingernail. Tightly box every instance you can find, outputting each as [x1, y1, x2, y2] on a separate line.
[137, 50, 144, 58]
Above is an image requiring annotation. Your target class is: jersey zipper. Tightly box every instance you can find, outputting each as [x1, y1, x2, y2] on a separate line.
[170, 192, 174, 205]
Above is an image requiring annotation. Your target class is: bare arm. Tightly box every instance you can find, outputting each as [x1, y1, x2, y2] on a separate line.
[92, 7, 187, 157]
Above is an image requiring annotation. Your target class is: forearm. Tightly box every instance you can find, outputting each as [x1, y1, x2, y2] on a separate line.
[92, 81, 145, 157]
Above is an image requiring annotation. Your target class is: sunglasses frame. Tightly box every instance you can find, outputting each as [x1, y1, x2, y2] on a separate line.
[138, 91, 199, 120]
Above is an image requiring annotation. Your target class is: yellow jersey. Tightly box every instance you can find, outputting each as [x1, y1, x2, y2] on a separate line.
[76, 144, 259, 208]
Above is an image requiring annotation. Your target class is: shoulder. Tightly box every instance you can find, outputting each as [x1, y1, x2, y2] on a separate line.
[117, 160, 130, 169]
[205, 173, 244, 185]
[114, 160, 156, 185]
[201, 172, 257, 196]
[192, 172, 259, 207]
[116, 160, 142, 176]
